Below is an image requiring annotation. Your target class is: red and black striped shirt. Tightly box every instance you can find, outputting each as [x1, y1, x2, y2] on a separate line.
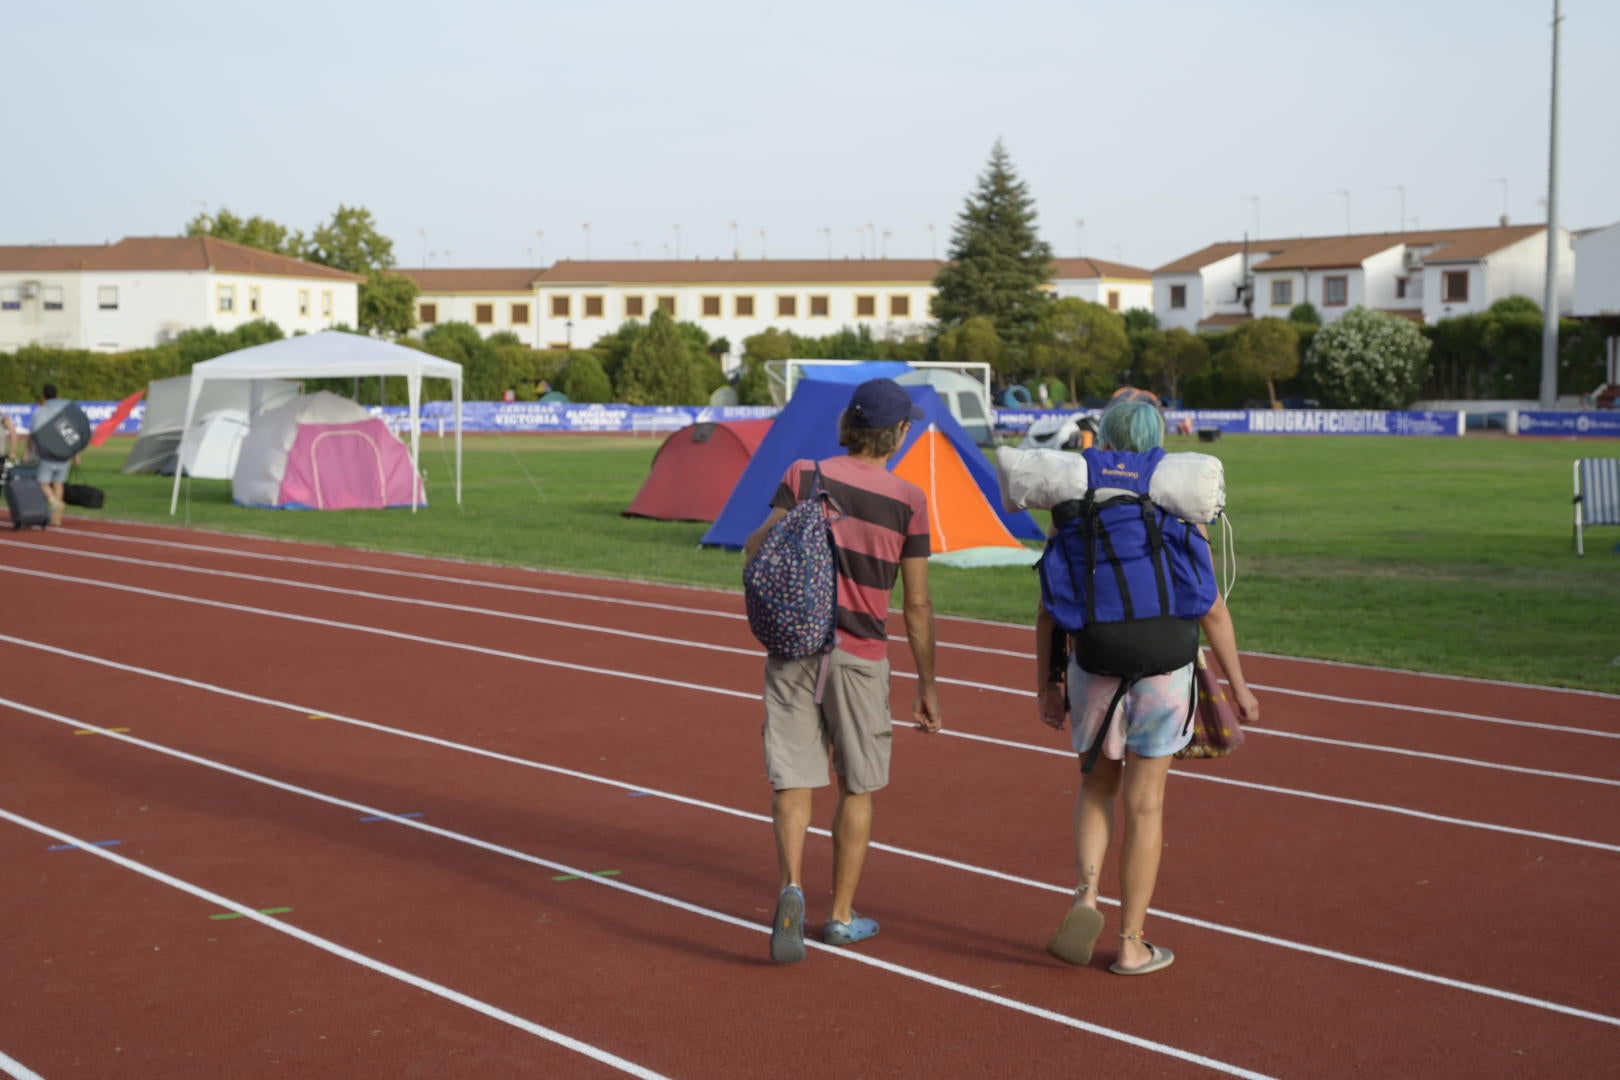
[772, 456, 930, 662]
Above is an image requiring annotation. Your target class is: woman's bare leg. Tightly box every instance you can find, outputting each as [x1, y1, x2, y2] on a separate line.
[1116, 752, 1174, 968]
[1074, 756, 1122, 907]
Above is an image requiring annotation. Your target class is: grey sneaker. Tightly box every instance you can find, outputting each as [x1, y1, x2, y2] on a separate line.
[770, 886, 805, 963]
[822, 913, 880, 946]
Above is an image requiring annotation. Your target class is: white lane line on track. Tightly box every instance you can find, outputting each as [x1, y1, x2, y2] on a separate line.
[4, 546, 1618, 790]
[0, 702, 1281, 1079]
[4, 638, 1619, 1030]
[2, 558, 1617, 845]
[0, 1051, 44, 1080]
[24, 528, 1620, 727]
[0, 805, 672, 1080]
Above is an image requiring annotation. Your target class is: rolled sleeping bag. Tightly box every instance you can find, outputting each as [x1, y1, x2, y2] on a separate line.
[994, 445, 1226, 524]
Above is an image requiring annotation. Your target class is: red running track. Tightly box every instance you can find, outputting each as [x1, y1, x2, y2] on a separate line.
[0, 516, 1617, 1079]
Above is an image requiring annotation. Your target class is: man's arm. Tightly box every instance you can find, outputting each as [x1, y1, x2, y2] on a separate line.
[899, 555, 941, 733]
[743, 508, 788, 565]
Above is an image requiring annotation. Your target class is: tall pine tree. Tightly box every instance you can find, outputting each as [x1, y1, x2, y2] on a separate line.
[931, 140, 1055, 350]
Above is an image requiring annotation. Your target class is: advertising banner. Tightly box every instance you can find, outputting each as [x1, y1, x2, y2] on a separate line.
[994, 408, 1465, 437]
[1512, 411, 1620, 439]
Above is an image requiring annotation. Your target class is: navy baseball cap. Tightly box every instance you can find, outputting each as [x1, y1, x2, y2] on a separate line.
[846, 378, 925, 428]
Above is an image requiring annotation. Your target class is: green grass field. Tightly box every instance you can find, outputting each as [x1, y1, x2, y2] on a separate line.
[63, 431, 1620, 694]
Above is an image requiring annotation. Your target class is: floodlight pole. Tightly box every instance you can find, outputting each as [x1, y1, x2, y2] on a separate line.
[1539, 0, 1564, 409]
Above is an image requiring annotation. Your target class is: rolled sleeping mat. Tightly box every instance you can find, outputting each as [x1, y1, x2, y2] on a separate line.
[994, 445, 1226, 523]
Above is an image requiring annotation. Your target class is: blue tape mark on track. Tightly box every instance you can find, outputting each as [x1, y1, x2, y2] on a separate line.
[627, 791, 653, 797]
[358, 812, 425, 822]
[49, 840, 123, 851]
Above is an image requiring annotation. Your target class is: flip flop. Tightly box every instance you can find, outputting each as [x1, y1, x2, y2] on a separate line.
[770, 886, 806, 964]
[1110, 942, 1175, 976]
[1046, 904, 1105, 965]
[822, 912, 880, 946]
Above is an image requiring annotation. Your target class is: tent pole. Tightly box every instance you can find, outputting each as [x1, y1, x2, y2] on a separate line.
[454, 378, 464, 506]
[169, 377, 206, 515]
[408, 370, 422, 512]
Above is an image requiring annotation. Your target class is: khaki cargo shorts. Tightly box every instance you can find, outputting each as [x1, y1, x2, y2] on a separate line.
[763, 649, 893, 795]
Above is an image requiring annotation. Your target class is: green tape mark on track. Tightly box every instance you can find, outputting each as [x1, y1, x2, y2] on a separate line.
[210, 906, 294, 921]
[551, 870, 623, 883]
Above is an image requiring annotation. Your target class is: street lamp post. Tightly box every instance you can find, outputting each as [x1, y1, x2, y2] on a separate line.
[565, 320, 573, 349]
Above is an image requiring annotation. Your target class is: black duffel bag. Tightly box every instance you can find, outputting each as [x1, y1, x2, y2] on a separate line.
[64, 483, 105, 508]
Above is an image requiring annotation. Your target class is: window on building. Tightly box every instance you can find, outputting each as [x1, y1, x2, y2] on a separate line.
[98, 286, 118, 311]
[777, 295, 797, 317]
[657, 295, 676, 314]
[809, 295, 830, 317]
[474, 303, 494, 325]
[42, 285, 64, 311]
[1107, 290, 1121, 311]
[1170, 284, 1187, 309]
[298, 290, 311, 316]
[1395, 276, 1409, 299]
[1323, 276, 1349, 307]
[889, 295, 910, 318]
[419, 302, 438, 325]
[1442, 270, 1469, 303]
[551, 296, 571, 318]
[218, 285, 236, 313]
[248, 286, 261, 314]
[735, 295, 755, 317]
[321, 291, 333, 316]
[1, 287, 20, 311]
[584, 295, 604, 317]
[511, 302, 530, 325]
[702, 295, 722, 317]
[1271, 279, 1293, 306]
[855, 295, 876, 318]
[625, 295, 645, 317]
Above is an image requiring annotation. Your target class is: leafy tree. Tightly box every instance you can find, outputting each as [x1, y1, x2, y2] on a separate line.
[936, 315, 1007, 376]
[1139, 327, 1210, 405]
[1225, 317, 1301, 406]
[1029, 298, 1130, 402]
[617, 309, 698, 404]
[185, 208, 305, 256]
[1307, 308, 1432, 409]
[560, 352, 613, 403]
[1490, 295, 1541, 317]
[1122, 308, 1159, 333]
[930, 139, 1054, 348]
[305, 204, 396, 275]
[1288, 302, 1322, 327]
[358, 271, 419, 338]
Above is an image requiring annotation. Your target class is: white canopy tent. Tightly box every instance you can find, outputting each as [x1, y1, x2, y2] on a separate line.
[169, 331, 462, 514]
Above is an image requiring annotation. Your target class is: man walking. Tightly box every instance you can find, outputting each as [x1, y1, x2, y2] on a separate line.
[744, 378, 942, 964]
[27, 384, 76, 527]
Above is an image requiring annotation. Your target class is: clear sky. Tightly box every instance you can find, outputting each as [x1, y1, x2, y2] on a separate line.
[8, 0, 1617, 273]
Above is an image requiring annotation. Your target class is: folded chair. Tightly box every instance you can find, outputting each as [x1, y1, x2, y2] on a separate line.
[1574, 458, 1620, 556]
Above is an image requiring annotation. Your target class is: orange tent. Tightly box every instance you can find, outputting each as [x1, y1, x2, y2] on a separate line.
[891, 426, 1037, 565]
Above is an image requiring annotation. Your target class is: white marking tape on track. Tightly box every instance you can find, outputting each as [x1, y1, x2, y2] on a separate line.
[0, 805, 672, 1080]
[0, 701, 1282, 1079]
[0, 1050, 43, 1080]
[3, 640, 1618, 1030]
[2, 556, 1618, 844]
[6, 541, 1619, 763]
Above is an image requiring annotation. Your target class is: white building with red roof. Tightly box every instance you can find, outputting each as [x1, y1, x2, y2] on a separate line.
[0, 236, 362, 352]
[1152, 224, 1573, 332]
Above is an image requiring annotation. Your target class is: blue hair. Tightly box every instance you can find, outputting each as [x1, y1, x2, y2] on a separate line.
[1098, 400, 1164, 452]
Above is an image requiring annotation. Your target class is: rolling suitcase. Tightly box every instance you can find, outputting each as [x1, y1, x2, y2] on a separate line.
[6, 476, 50, 529]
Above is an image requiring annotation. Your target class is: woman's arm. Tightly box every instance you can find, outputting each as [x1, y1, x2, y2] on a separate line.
[1199, 596, 1259, 723]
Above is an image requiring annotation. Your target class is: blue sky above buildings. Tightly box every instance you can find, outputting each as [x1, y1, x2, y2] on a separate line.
[9, 0, 1617, 271]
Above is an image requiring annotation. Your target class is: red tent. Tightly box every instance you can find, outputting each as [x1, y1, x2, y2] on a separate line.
[623, 419, 772, 522]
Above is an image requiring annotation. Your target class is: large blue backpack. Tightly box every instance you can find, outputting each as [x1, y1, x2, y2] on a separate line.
[743, 463, 843, 663]
[1039, 447, 1218, 770]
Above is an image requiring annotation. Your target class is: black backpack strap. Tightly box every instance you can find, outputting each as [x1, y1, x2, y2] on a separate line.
[1082, 675, 1138, 774]
[1137, 496, 1172, 615]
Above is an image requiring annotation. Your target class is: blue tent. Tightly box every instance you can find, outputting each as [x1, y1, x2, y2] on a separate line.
[795, 360, 914, 386]
[702, 380, 1042, 556]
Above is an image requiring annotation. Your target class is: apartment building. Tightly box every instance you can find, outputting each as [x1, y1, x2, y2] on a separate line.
[0, 236, 362, 352]
[1153, 225, 1573, 332]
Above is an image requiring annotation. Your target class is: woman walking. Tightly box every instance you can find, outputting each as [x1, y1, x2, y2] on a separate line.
[1036, 399, 1259, 974]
